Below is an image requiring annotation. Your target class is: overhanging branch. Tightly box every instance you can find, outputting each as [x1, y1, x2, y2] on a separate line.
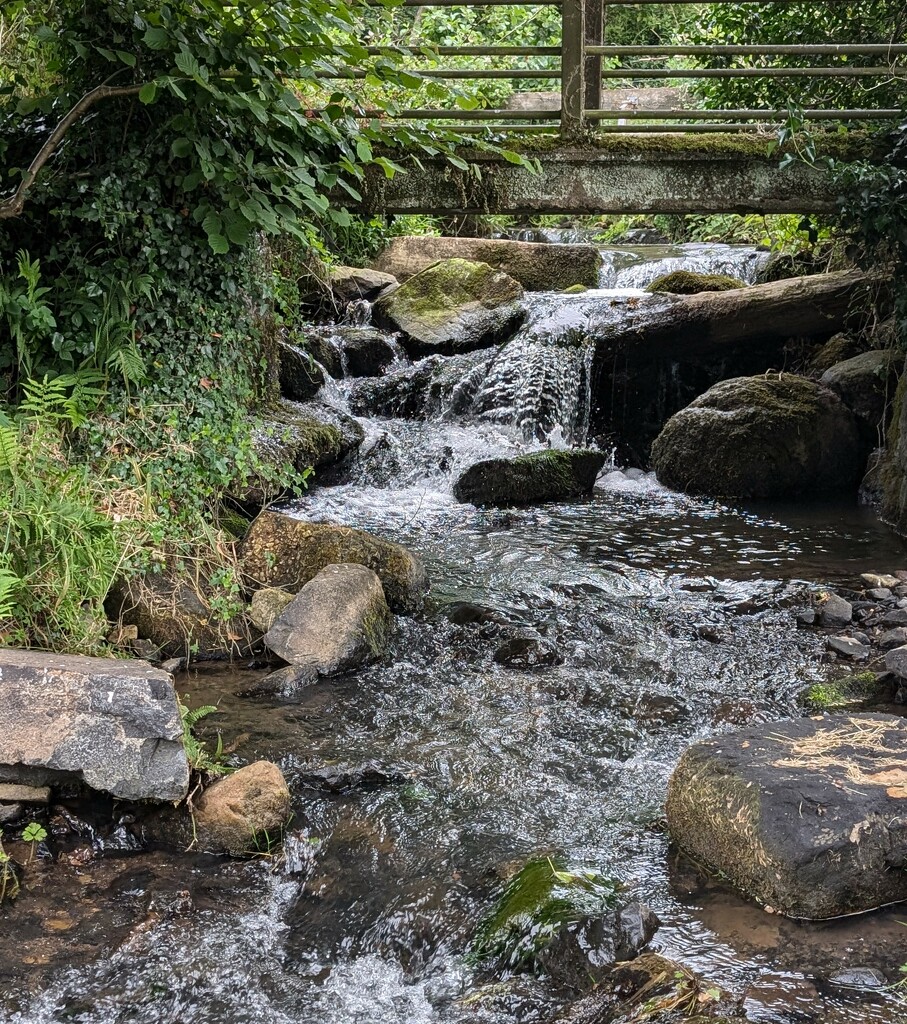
[0, 83, 145, 221]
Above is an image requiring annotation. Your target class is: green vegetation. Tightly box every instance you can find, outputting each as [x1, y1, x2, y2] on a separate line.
[179, 698, 232, 778]
[471, 857, 620, 971]
[646, 271, 746, 295]
[803, 672, 884, 712]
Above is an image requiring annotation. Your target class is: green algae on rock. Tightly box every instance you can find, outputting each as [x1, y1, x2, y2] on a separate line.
[454, 449, 605, 507]
[645, 271, 746, 295]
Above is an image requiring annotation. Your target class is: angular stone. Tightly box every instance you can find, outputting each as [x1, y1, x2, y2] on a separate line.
[866, 587, 892, 601]
[329, 265, 398, 303]
[373, 258, 525, 357]
[338, 328, 397, 378]
[240, 511, 426, 614]
[861, 572, 901, 589]
[264, 564, 392, 675]
[820, 349, 899, 430]
[248, 588, 295, 634]
[826, 636, 869, 659]
[454, 449, 605, 507]
[193, 761, 291, 856]
[885, 645, 907, 679]
[0, 650, 188, 802]
[818, 593, 852, 629]
[880, 627, 907, 649]
[881, 609, 907, 627]
[278, 339, 325, 401]
[0, 784, 50, 804]
[666, 714, 907, 919]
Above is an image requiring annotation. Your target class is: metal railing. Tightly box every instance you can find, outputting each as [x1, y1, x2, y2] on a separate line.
[325, 0, 906, 137]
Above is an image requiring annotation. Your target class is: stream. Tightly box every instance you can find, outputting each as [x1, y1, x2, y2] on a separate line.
[3, 242, 907, 1024]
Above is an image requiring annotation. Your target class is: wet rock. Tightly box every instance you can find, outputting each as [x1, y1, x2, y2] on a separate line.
[454, 449, 605, 507]
[0, 650, 188, 802]
[617, 227, 669, 245]
[880, 627, 907, 649]
[106, 573, 246, 660]
[160, 656, 185, 674]
[329, 265, 397, 303]
[666, 713, 907, 918]
[825, 966, 888, 989]
[373, 258, 525, 357]
[645, 270, 745, 294]
[796, 609, 817, 627]
[493, 634, 562, 669]
[820, 349, 899, 431]
[651, 374, 864, 500]
[861, 572, 901, 589]
[0, 803, 23, 824]
[884, 644, 907, 679]
[248, 588, 295, 633]
[264, 564, 392, 675]
[299, 329, 344, 379]
[336, 328, 397, 378]
[298, 761, 408, 793]
[604, 953, 738, 1024]
[277, 339, 324, 401]
[193, 761, 291, 856]
[866, 587, 892, 600]
[826, 636, 869, 659]
[371, 235, 602, 291]
[240, 510, 427, 614]
[818, 592, 852, 628]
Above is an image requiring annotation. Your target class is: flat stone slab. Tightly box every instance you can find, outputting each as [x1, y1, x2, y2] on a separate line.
[0, 783, 50, 804]
[666, 714, 907, 919]
[0, 650, 189, 802]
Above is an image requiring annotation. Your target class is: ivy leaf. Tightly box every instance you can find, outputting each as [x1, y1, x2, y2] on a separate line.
[171, 137, 193, 158]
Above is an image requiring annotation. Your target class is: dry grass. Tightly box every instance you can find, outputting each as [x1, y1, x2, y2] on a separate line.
[771, 717, 907, 788]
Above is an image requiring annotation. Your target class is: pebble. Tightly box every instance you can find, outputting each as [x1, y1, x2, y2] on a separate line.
[861, 573, 900, 589]
[819, 593, 852, 629]
[796, 609, 816, 627]
[0, 803, 24, 825]
[880, 627, 907, 649]
[827, 636, 870, 659]
[884, 644, 907, 679]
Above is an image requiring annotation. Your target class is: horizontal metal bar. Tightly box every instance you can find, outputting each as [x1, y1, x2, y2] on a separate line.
[317, 69, 562, 79]
[371, 108, 562, 118]
[587, 44, 907, 56]
[365, 46, 562, 56]
[398, 0, 559, 5]
[450, 123, 759, 133]
[598, 66, 906, 79]
[584, 107, 902, 120]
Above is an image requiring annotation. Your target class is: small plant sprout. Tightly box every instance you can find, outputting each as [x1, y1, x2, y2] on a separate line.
[21, 821, 47, 863]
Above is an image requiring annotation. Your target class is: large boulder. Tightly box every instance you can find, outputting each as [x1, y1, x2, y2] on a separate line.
[264, 563, 392, 674]
[372, 258, 525, 357]
[666, 714, 907, 919]
[820, 349, 900, 431]
[453, 449, 605, 507]
[240, 510, 426, 613]
[0, 650, 188, 802]
[650, 374, 864, 499]
[371, 236, 602, 292]
[192, 760, 291, 856]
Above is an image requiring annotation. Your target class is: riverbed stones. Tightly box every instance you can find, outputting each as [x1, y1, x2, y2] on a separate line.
[826, 635, 869, 659]
[666, 713, 907, 918]
[650, 374, 864, 499]
[371, 236, 603, 291]
[820, 349, 900, 431]
[861, 572, 900, 589]
[0, 650, 188, 802]
[880, 627, 907, 649]
[240, 511, 426, 613]
[454, 449, 605, 507]
[248, 587, 295, 633]
[192, 760, 291, 856]
[818, 592, 852, 628]
[337, 327, 397, 377]
[373, 258, 525, 357]
[264, 563, 392, 675]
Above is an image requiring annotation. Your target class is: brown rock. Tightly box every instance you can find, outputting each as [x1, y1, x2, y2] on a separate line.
[248, 588, 295, 633]
[193, 761, 291, 856]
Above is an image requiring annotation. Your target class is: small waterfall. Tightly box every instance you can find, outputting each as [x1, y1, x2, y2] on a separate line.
[600, 242, 770, 289]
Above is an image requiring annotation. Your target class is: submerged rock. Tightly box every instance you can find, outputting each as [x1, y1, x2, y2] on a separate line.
[240, 510, 426, 613]
[650, 374, 863, 499]
[454, 449, 605, 507]
[192, 760, 291, 856]
[373, 258, 525, 357]
[371, 235, 602, 291]
[820, 348, 900, 432]
[666, 713, 907, 918]
[645, 270, 746, 294]
[0, 650, 188, 802]
[264, 563, 393, 675]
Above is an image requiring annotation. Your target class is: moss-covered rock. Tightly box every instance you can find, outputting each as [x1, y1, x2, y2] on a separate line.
[248, 587, 295, 633]
[802, 671, 889, 712]
[454, 449, 605, 507]
[807, 332, 866, 375]
[373, 258, 525, 357]
[264, 563, 392, 675]
[645, 270, 746, 295]
[371, 236, 602, 291]
[239, 511, 426, 614]
[820, 349, 901, 432]
[666, 714, 907, 918]
[650, 374, 863, 499]
[880, 369, 907, 534]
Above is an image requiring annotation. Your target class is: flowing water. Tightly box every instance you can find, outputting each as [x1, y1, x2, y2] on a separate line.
[3, 243, 907, 1024]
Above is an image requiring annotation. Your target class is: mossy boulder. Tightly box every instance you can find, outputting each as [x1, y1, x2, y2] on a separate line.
[453, 449, 605, 507]
[373, 258, 525, 357]
[371, 235, 602, 291]
[650, 374, 863, 499]
[807, 332, 866, 375]
[666, 714, 907, 918]
[820, 349, 901, 432]
[264, 563, 392, 675]
[248, 588, 295, 633]
[239, 510, 426, 614]
[645, 270, 746, 295]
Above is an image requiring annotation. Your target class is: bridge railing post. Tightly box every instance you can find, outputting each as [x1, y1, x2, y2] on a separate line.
[561, 0, 586, 139]
[584, 0, 604, 121]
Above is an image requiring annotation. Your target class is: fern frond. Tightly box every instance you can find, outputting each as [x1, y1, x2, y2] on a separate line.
[0, 426, 21, 475]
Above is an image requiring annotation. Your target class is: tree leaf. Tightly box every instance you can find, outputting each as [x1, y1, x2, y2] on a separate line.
[139, 82, 158, 104]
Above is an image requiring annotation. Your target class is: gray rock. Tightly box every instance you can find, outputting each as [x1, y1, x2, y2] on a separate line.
[338, 328, 397, 378]
[881, 628, 907, 649]
[826, 967, 888, 989]
[820, 349, 899, 430]
[0, 803, 23, 824]
[796, 609, 817, 627]
[264, 564, 393, 675]
[0, 650, 188, 802]
[329, 265, 397, 303]
[826, 636, 869, 659]
[248, 588, 295, 633]
[866, 587, 892, 601]
[278, 339, 325, 401]
[885, 644, 907, 679]
[666, 714, 907, 918]
[881, 609, 907, 626]
[651, 374, 864, 500]
[454, 449, 605, 507]
[373, 258, 525, 357]
[819, 593, 853, 628]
